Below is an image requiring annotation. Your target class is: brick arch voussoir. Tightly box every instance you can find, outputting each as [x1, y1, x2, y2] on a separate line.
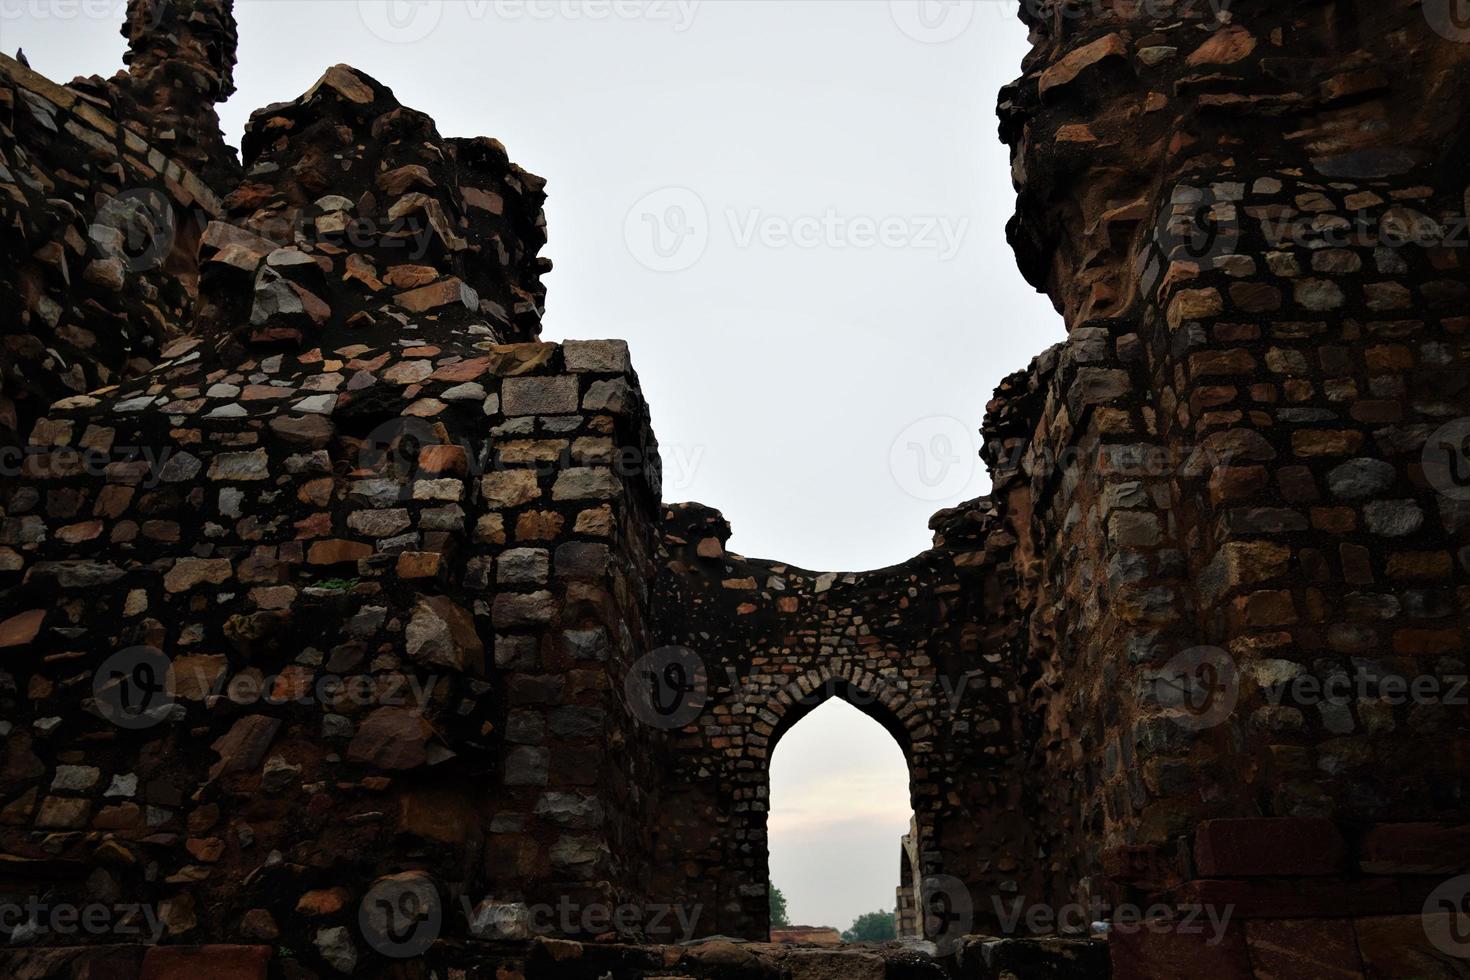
[736, 660, 935, 764]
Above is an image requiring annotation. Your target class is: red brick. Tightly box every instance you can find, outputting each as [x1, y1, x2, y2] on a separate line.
[1174, 877, 1404, 919]
[1360, 823, 1470, 875]
[1244, 918, 1364, 979]
[141, 945, 270, 980]
[1355, 914, 1466, 978]
[1195, 818, 1345, 877]
[1110, 918, 1252, 980]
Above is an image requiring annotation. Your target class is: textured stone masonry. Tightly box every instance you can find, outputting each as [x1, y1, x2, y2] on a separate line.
[1, 1, 1469, 977]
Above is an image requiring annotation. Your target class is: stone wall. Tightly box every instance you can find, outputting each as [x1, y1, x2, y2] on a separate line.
[0, 52, 223, 448]
[0, 0, 246, 448]
[0, 49, 669, 975]
[647, 497, 1035, 939]
[991, 0, 1470, 972]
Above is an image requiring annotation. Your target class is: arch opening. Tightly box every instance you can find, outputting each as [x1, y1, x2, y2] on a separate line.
[765, 693, 914, 943]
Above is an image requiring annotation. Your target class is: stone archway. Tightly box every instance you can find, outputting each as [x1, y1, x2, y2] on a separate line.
[651, 503, 1036, 940]
[731, 666, 942, 941]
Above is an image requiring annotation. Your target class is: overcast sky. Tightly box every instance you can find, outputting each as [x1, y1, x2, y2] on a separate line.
[4, 0, 1056, 932]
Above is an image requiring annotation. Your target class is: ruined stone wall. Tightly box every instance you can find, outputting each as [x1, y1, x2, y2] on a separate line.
[648, 498, 1036, 939]
[0, 51, 676, 975]
[2, 1, 1470, 977]
[990, 0, 1470, 971]
[0, 0, 247, 449]
[0, 53, 224, 449]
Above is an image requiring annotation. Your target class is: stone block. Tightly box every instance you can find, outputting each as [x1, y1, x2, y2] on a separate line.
[505, 746, 550, 786]
[1245, 918, 1364, 979]
[1109, 919, 1252, 980]
[564, 339, 629, 373]
[1356, 914, 1468, 978]
[1195, 818, 1345, 877]
[141, 946, 271, 980]
[1359, 823, 1470, 875]
[785, 949, 885, 980]
[503, 375, 579, 415]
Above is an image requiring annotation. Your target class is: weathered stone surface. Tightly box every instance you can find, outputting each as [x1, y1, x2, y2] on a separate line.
[564, 339, 629, 373]
[1358, 823, 1470, 875]
[1195, 818, 1345, 877]
[405, 594, 485, 673]
[505, 746, 550, 786]
[0, 608, 45, 648]
[346, 707, 433, 770]
[0, 0, 1465, 965]
[1038, 33, 1127, 98]
[164, 558, 233, 593]
[785, 949, 885, 980]
[140, 945, 271, 980]
[208, 716, 281, 781]
[1243, 918, 1364, 980]
[503, 375, 579, 416]
[396, 276, 477, 312]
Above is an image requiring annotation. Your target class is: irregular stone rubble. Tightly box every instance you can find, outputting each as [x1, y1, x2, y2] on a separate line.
[0, 1, 1468, 978]
[0, 934, 1108, 980]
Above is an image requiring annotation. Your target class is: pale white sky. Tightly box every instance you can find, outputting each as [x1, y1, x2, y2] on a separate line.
[3, 0, 1057, 929]
[768, 698, 911, 931]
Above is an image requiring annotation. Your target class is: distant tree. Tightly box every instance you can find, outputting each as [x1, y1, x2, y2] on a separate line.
[769, 885, 790, 927]
[842, 909, 896, 943]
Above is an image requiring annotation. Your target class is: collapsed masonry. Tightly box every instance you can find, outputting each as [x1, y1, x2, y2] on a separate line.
[0, 1, 1467, 978]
